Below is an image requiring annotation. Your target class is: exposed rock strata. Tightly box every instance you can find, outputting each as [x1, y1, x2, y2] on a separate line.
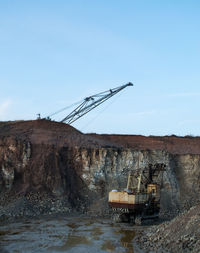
[0, 120, 199, 218]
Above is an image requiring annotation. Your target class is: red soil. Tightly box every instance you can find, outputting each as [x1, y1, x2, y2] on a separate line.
[87, 134, 200, 154]
[0, 120, 114, 148]
[0, 120, 200, 154]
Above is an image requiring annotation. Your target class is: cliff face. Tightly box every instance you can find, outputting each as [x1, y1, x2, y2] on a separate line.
[0, 120, 200, 217]
[62, 148, 200, 215]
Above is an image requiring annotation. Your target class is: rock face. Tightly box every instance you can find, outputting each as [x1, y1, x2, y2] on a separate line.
[0, 120, 200, 217]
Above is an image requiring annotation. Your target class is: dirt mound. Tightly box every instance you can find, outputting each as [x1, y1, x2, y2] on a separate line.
[88, 134, 200, 154]
[0, 120, 117, 148]
[136, 203, 200, 253]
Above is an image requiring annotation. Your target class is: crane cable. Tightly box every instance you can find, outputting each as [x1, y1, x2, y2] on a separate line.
[45, 82, 133, 122]
[80, 88, 126, 132]
[46, 99, 83, 118]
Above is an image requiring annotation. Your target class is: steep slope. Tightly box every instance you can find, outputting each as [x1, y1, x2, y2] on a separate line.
[0, 120, 199, 218]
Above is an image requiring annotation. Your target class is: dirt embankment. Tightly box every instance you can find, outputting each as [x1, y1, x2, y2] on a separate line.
[0, 120, 115, 148]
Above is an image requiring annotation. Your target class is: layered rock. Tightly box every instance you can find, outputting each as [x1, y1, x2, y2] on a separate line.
[0, 120, 200, 217]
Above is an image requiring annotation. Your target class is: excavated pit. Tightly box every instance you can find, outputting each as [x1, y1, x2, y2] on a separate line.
[0, 119, 200, 219]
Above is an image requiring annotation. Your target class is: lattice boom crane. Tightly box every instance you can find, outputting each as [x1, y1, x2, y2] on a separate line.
[46, 82, 133, 125]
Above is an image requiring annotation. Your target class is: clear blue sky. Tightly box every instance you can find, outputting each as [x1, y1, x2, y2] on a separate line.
[0, 0, 200, 136]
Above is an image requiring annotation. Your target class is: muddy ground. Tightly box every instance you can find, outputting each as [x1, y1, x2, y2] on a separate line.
[0, 216, 144, 253]
[1, 207, 199, 253]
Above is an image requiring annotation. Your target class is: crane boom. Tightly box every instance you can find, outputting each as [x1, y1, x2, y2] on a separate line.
[60, 82, 133, 124]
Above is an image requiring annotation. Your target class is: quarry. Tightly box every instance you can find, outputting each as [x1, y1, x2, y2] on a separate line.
[0, 119, 200, 252]
[1, 0, 200, 251]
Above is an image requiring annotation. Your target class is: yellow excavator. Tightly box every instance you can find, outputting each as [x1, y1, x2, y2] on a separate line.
[108, 163, 166, 225]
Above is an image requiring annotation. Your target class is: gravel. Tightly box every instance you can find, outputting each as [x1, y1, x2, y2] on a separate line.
[136, 203, 200, 253]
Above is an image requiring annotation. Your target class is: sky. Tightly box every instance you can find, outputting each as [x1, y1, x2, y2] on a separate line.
[0, 0, 200, 136]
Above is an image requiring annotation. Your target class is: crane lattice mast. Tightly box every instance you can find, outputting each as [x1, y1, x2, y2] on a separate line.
[45, 82, 133, 124]
[60, 82, 133, 124]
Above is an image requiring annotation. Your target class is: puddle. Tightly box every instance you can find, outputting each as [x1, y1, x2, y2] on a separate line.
[0, 217, 140, 253]
[84, 222, 93, 226]
[91, 227, 103, 239]
[75, 226, 104, 240]
[48, 234, 92, 251]
[115, 228, 136, 253]
[67, 223, 80, 229]
[101, 240, 116, 252]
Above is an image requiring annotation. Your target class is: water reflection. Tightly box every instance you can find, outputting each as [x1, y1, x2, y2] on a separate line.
[117, 229, 136, 253]
[49, 234, 92, 251]
[0, 217, 139, 252]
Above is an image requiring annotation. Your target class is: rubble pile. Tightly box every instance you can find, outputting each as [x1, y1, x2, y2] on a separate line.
[136, 203, 200, 253]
